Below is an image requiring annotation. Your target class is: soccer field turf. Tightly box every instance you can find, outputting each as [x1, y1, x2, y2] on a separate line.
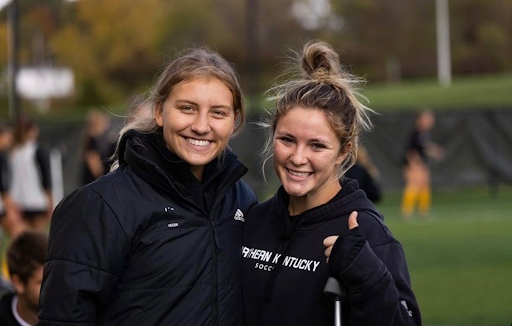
[377, 185, 512, 326]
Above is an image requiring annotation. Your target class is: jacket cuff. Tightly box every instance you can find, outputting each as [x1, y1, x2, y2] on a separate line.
[328, 227, 365, 274]
[336, 242, 386, 294]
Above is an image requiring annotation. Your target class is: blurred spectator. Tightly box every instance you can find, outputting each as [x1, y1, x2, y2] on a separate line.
[9, 116, 53, 231]
[345, 145, 382, 203]
[80, 110, 116, 186]
[401, 109, 443, 218]
[0, 276, 14, 299]
[0, 230, 47, 326]
[0, 122, 25, 238]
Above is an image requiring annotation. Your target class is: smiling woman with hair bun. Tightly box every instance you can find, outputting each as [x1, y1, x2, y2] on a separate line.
[242, 40, 421, 326]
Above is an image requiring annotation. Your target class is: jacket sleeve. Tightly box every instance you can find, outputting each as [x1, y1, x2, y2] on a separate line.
[38, 188, 130, 326]
[328, 227, 421, 326]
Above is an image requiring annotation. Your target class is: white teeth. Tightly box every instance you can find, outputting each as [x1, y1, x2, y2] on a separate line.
[288, 170, 311, 177]
[186, 138, 210, 147]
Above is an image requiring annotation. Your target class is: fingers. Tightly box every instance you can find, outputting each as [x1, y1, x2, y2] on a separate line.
[323, 211, 359, 262]
[324, 246, 332, 260]
[348, 211, 358, 230]
[323, 235, 338, 247]
[323, 235, 338, 262]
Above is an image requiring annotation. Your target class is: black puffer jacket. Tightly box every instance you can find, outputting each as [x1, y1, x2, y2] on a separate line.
[38, 131, 257, 326]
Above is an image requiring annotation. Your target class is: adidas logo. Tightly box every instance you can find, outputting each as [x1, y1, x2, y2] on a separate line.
[234, 209, 245, 222]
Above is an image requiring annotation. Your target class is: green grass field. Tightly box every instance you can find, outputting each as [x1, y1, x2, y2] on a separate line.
[246, 73, 512, 114]
[363, 74, 512, 112]
[376, 185, 512, 326]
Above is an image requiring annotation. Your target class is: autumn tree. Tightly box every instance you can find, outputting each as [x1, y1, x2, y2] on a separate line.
[1, 0, 512, 114]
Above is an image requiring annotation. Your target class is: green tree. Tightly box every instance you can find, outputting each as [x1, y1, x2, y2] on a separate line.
[51, 0, 168, 107]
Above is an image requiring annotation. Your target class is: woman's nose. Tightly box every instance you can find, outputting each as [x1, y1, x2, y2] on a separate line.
[191, 112, 211, 135]
[290, 146, 308, 166]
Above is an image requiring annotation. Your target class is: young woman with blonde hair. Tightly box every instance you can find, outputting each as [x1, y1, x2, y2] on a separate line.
[242, 41, 421, 326]
[39, 47, 257, 326]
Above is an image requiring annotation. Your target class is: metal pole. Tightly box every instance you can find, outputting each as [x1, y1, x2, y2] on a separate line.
[436, 0, 452, 87]
[323, 277, 344, 326]
[7, 0, 20, 123]
[334, 299, 342, 326]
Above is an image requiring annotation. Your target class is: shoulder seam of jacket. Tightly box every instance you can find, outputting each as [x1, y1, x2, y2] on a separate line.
[89, 187, 130, 244]
[359, 210, 394, 241]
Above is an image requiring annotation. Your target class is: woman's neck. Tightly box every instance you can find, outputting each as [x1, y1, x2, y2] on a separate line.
[190, 165, 204, 181]
[287, 181, 341, 216]
[15, 296, 38, 326]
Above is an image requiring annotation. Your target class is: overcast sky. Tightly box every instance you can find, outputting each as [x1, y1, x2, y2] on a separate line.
[0, 0, 10, 12]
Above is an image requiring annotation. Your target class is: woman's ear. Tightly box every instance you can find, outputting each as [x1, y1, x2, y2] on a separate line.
[155, 102, 164, 127]
[10, 274, 26, 295]
[337, 142, 352, 165]
[232, 110, 239, 133]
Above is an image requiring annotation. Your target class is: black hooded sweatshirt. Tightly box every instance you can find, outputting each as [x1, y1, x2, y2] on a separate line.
[38, 131, 257, 326]
[242, 178, 421, 326]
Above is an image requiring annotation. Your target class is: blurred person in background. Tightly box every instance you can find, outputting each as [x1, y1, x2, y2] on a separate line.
[0, 230, 47, 326]
[38, 46, 257, 326]
[401, 109, 443, 218]
[242, 40, 420, 326]
[0, 122, 25, 238]
[9, 116, 52, 231]
[345, 145, 382, 203]
[81, 109, 117, 186]
[0, 276, 14, 299]
[0, 122, 26, 284]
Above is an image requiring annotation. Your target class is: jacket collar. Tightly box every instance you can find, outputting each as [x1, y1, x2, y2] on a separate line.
[119, 130, 246, 203]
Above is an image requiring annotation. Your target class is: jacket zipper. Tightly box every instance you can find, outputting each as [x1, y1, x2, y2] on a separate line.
[207, 218, 220, 325]
[207, 164, 247, 326]
[208, 164, 247, 325]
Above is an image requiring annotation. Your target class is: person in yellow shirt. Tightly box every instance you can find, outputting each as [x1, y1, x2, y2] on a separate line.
[401, 109, 443, 217]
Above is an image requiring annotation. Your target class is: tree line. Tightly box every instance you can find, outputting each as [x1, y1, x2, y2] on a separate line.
[0, 0, 511, 114]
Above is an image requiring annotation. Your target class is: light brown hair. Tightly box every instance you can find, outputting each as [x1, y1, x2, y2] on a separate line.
[260, 40, 373, 179]
[112, 46, 245, 169]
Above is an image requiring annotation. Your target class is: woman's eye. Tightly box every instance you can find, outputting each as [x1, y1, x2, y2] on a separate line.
[311, 143, 326, 149]
[180, 106, 195, 112]
[279, 137, 293, 144]
[212, 110, 228, 117]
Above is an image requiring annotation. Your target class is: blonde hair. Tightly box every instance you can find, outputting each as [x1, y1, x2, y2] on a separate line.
[260, 40, 373, 179]
[111, 46, 246, 169]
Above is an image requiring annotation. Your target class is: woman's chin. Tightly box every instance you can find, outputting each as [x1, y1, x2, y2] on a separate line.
[283, 186, 308, 198]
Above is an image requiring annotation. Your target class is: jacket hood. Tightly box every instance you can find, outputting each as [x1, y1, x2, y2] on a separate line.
[262, 177, 380, 301]
[273, 178, 379, 240]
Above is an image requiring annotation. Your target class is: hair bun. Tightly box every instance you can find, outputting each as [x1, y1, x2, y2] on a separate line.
[301, 40, 341, 82]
